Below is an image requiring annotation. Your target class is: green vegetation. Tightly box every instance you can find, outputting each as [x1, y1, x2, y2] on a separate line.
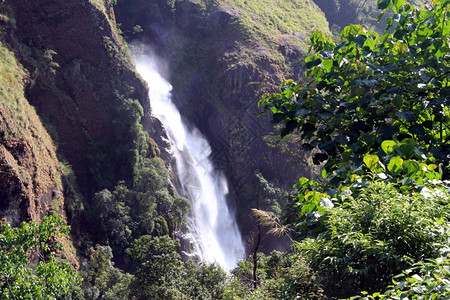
[219, 0, 330, 48]
[244, 0, 450, 298]
[0, 42, 29, 138]
[0, 215, 81, 299]
[296, 181, 449, 297]
[360, 256, 450, 299]
[90, 0, 117, 14]
[76, 236, 228, 299]
[3, 0, 450, 299]
[90, 157, 190, 252]
[127, 235, 227, 299]
[81, 245, 132, 299]
[228, 251, 324, 299]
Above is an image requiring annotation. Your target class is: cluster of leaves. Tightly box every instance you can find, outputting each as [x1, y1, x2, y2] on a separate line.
[359, 256, 450, 299]
[0, 215, 81, 299]
[258, 0, 449, 183]
[284, 146, 446, 238]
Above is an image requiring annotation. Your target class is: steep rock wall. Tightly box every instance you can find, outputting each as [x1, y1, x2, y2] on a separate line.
[0, 0, 174, 243]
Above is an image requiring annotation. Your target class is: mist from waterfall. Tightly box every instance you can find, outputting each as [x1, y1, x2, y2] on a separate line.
[135, 54, 245, 270]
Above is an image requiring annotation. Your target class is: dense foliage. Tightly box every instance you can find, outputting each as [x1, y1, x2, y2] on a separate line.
[0, 215, 81, 299]
[127, 235, 227, 299]
[360, 256, 450, 299]
[259, 0, 449, 183]
[90, 157, 190, 252]
[250, 0, 450, 299]
[296, 181, 450, 297]
[227, 251, 324, 299]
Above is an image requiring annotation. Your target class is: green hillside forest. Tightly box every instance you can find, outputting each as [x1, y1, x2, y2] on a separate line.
[0, 0, 449, 299]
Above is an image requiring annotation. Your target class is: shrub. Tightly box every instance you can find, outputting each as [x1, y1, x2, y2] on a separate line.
[296, 181, 450, 297]
[0, 215, 81, 299]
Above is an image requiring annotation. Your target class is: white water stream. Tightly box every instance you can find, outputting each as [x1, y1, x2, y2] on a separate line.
[136, 55, 245, 270]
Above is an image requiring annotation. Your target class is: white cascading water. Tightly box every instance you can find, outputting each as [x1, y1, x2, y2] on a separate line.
[135, 55, 245, 270]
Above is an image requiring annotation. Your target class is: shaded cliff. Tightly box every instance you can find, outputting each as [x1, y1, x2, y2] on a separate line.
[312, 0, 431, 34]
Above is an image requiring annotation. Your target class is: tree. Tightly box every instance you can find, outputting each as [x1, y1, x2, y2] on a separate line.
[81, 245, 132, 300]
[127, 235, 227, 299]
[0, 215, 81, 299]
[255, 1, 450, 298]
[127, 235, 185, 299]
[92, 187, 132, 249]
[258, 0, 449, 183]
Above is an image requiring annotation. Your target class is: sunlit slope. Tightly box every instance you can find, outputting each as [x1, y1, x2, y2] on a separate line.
[219, 0, 331, 47]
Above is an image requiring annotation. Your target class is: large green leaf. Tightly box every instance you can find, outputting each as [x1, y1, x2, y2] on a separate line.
[378, 0, 392, 10]
[387, 156, 404, 173]
[381, 140, 396, 155]
[393, 0, 406, 13]
[363, 154, 380, 171]
[403, 160, 420, 177]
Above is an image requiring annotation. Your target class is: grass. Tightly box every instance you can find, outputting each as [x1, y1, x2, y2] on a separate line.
[218, 0, 330, 48]
[89, 0, 107, 12]
[0, 41, 59, 185]
[0, 42, 28, 137]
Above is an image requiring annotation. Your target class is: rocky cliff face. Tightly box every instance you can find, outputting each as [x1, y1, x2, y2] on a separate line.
[5, 0, 151, 194]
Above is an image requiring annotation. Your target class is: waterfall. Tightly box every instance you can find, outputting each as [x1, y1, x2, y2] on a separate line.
[135, 54, 245, 270]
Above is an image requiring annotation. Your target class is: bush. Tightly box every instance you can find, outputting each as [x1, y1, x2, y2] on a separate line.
[296, 181, 450, 297]
[365, 256, 450, 299]
[229, 251, 324, 299]
[0, 215, 81, 299]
